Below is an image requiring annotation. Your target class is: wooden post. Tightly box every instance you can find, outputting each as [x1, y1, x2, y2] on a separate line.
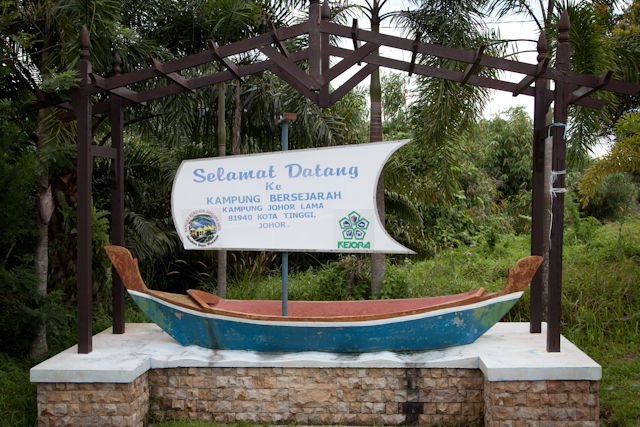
[73, 27, 93, 353]
[110, 50, 125, 334]
[309, 0, 321, 83]
[548, 10, 571, 352]
[319, 0, 330, 108]
[530, 33, 548, 334]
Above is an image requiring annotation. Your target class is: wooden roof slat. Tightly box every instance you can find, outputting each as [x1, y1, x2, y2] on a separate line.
[269, 21, 290, 59]
[331, 46, 607, 110]
[90, 74, 146, 105]
[322, 21, 639, 97]
[351, 19, 361, 65]
[408, 32, 422, 77]
[135, 51, 311, 104]
[320, 42, 380, 88]
[33, 89, 73, 110]
[91, 146, 117, 159]
[351, 19, 361, 51]
[87, 23, 308, 93]
[148, 57, 196, 93]
[514, 57, 550, 96]
[460, 45, 485, 86]
[37, 18, 632, 115]
[191, 50, 308, 89]
[272, 67, 319, 104]
[322, 21, 476, 65]
[259, 45, 318, 90]
[571, 70, 613, 103]
[207, 41, 243, 80]
[330, 63, 378, 106]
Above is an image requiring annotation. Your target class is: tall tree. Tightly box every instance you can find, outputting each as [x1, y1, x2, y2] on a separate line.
[2, 0, 164, 358]
[360, 0, 395, 297]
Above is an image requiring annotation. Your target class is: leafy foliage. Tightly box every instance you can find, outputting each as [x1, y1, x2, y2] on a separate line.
[580, 173, 638, 222]
[579, 112, 640, 206]
[0, 266, 65, 357]
[0, 96, 37, 266]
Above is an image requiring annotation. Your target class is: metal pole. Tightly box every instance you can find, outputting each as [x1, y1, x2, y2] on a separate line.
[279, 118, 289, 316]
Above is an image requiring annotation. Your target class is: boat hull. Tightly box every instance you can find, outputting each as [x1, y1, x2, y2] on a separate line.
[128, 290, 522, 352]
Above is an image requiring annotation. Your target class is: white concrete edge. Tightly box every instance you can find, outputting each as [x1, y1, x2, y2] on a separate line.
[30, 323, 602, 384]
[30, 357, 151, 384]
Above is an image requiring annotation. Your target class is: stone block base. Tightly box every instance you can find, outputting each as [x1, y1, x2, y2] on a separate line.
[147, 367, 483, 425]
[484, 378, 600, 427]
[31, 323, 603, 426]
[36, 368, 601, 426]
[37, 373, 148, 427]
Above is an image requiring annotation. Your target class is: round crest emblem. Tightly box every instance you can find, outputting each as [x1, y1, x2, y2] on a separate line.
[184, 210, 220, 246]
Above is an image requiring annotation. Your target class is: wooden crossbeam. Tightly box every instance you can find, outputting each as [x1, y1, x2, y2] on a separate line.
[408, 32, 422, 77]
[91, 146, 117, 159]
[460, 45, 485, 86]
[320, 20, 640, 97]
[47, 22, 309, 104]
[269, 21, 290, 59]
[207, 41, 243, 81]
[319, 42, 380, 88]
[351, 19, 361, 51]
[259, 45, 318, 90]
[38, 19, 638, 116]
[148, 57, 196, 93]
[90, 74, 146, 105]
[571, 70, 613, 103]
[514, 57, 550, 96]
[351, 19, 361, 65]
[63, 50, 311, 122]
[330, 47, 608, 110]
[272, 67, 319, 104]
[32, 89, 73, 110]
[330, 63, 378, 106]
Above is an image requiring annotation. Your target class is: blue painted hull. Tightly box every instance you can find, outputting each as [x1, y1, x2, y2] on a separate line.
[128, 290, 522, 352]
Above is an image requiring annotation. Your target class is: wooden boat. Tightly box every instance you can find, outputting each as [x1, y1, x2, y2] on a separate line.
[105, 246, 542, 353]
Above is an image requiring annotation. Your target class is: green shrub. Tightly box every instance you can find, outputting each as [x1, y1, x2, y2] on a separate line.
[581, 172, 637, 221]
[0, 266, 66, 357]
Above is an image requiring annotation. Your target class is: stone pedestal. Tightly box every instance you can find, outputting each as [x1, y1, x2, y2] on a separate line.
[31, 323, 601, 426]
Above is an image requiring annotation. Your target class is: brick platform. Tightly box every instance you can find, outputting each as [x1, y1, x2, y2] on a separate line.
[147, 367, 484, 425]
[483, 378, 600, 427]
[37, 373, 148, 427]
[31, 323, 602, 426]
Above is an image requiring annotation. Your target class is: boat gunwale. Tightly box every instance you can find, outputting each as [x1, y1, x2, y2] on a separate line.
[132, 288, 523, 325]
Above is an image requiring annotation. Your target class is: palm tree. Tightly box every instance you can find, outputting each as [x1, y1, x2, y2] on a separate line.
[359, 0, 395, 297]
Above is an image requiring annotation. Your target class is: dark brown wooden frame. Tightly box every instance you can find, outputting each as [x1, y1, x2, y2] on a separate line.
[33, 0, 640, 354]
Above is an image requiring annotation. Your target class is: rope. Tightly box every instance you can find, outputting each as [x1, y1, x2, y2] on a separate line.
[548, 122, 567, 139]
[548, 170, 566, 249]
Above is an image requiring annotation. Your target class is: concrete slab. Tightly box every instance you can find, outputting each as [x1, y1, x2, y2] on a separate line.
[31, 322, 601, 383]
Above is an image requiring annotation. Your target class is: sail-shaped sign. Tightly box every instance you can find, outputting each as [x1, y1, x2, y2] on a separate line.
[171, 140, 413, 253]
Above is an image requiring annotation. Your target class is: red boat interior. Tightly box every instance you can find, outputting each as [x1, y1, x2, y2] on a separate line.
[183, 288, 486, 318]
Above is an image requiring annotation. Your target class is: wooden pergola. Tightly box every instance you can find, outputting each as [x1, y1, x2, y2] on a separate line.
[34, 0, 640, 354]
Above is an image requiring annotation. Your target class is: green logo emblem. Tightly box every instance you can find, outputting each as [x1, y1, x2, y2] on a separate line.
[338, 211, 370, 240]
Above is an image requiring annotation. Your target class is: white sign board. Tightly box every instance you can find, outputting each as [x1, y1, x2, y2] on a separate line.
[171, 140, 413, 253]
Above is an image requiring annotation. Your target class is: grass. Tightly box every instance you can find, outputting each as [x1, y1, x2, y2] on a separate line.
[2, 217, 639, 426]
